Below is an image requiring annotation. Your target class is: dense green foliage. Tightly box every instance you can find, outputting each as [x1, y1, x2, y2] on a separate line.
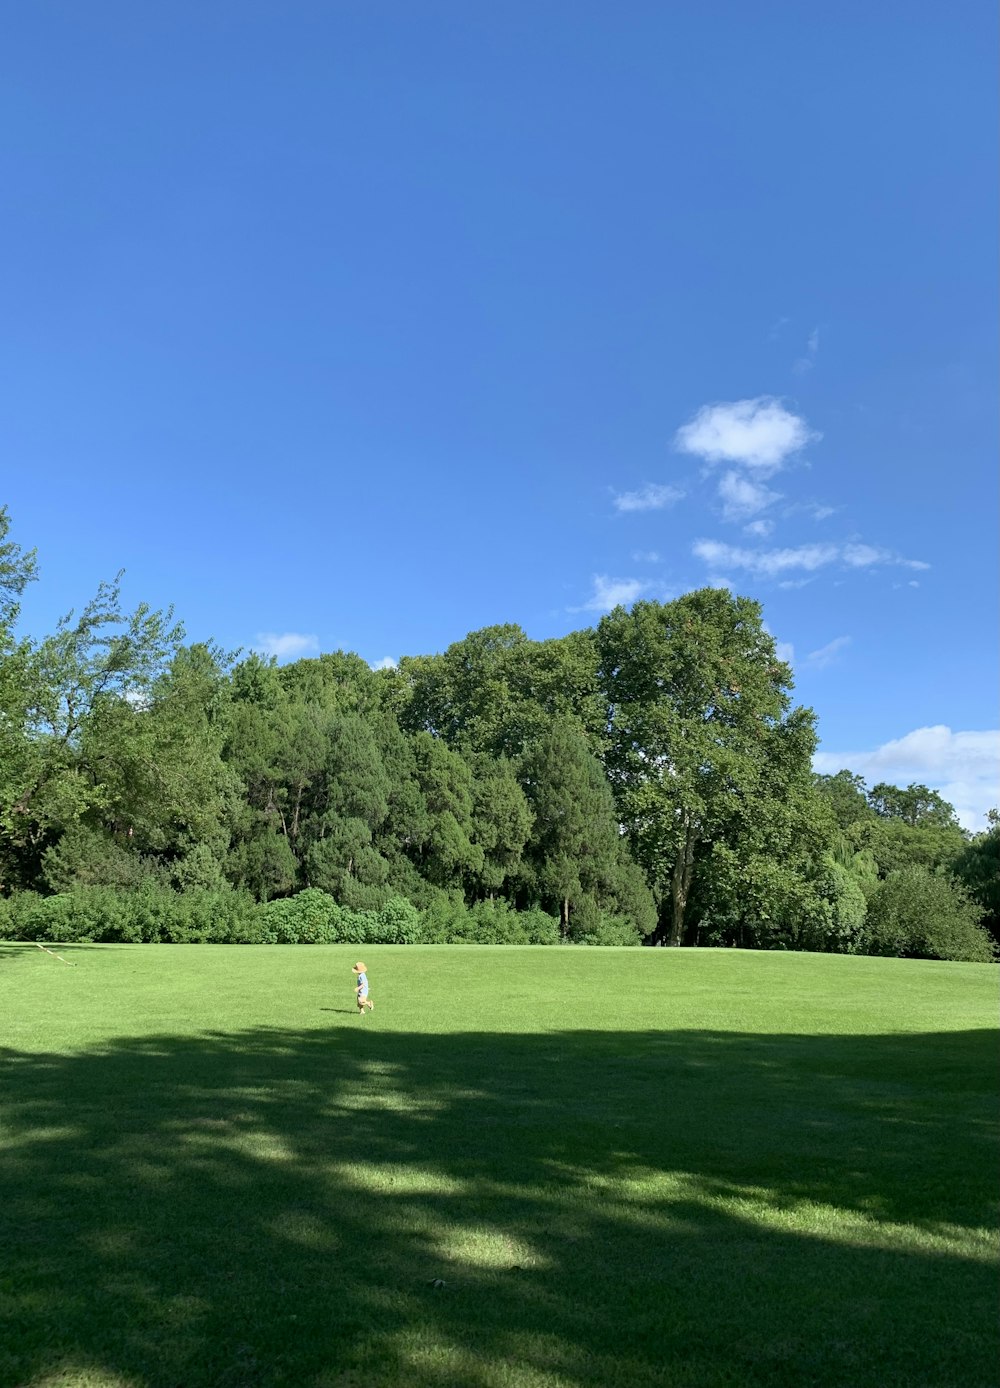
[0, 507, 995, 958]
[864, 866, 996, 963]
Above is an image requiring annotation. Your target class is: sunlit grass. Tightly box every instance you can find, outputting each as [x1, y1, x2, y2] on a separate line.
[1, 944, 997, 1388]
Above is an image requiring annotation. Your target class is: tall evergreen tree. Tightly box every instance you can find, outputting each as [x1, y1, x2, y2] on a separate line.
[520, 717, 653, 938]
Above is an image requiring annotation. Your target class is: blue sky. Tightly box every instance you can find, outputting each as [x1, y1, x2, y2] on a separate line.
[2, 2, 997, 827]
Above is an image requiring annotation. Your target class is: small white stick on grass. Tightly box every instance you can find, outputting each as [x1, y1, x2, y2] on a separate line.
[34, 943, 76, 966]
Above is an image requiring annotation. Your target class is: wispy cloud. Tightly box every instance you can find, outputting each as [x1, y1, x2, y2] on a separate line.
[675, 397, 818, 474]
[781, 500, 837, 522]
[613, 483, 684, 513]
[370, 656, 397, 670]
[743, 518, 774, 538]
[692, 539, 929, 579]
[693, 539, 840, 577]
[814, 726, 1000, 832]
[632, 550, 661, 563]
[843, 543, 929, 571]
[792, 326, 820, 375]
[807, 635, 850, 668]
[253, 632, 320, 661]
[718, 470, 781, 522]
[572, 575, 651, 613]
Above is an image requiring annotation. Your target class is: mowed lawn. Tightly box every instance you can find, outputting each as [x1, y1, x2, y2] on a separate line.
[0, 945, 997, 1388]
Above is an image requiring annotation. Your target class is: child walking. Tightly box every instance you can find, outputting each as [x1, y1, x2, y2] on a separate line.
[352, 962, 374, 1014]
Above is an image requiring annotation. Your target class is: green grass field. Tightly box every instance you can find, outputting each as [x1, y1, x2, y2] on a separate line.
[1, 944, 997, 1388]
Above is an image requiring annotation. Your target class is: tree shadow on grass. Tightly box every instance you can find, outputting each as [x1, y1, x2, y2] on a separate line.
[0, 943, 101, 962]
[0, 1024, 997, 1388]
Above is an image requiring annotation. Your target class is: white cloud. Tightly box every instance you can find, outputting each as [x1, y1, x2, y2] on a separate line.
[718, 470, 781, 522]
[253, 631, 320, 661]
[613, 483, 684, 513]
[692, 538, 929, 580]
[782, 500, 837, 522]
[574, 575, 650, 613]
[675, 397, 818, 474]
[792, 326, 820, 375]
[806, 635, 850, 669]
[693, 539, 840, 577]
[814, 726, 1000, 832]
[370, 656, 397, 670]
[842, 543, 930, 571]
[744, 519, 774, 538]
[842, 543, 887, 567]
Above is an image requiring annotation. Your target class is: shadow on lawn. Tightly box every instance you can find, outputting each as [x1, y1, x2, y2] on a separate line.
[1, 1023, 997, 1388]
[0, 943, 101, 961]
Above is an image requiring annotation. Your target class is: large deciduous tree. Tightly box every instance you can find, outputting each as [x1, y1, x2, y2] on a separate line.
[597, 588, 817, 946]
[3, 564, 185, 889]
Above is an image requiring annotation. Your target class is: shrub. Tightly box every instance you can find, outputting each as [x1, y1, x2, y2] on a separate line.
[794, 858, 869, 955]
[823, 860, 868, 951]
[127, 886, 180, 942]
[417, 897, 560, 944]
[258, 889, 342, 943]
[418, 895, 473, 944]
[574, 914, 644, 946]
[467, 900, 532, 944]
[255, 890, 424, 944]
[517, 907, 562, 945]
[0, 885, 265, 944]
[13, 887, 133, 943]
[0, 884, 560, 948]
[155, 888, 262, 943]
[375, 896, 423, 944]
[864, 867, 996, 963]
[0, 892, 43, 940]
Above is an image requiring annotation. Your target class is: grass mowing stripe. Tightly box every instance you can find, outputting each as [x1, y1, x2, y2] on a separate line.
[1, 944, 997, 1388]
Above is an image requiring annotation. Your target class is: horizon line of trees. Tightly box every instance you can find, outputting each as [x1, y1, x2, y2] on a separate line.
[1, 506, 996, 959]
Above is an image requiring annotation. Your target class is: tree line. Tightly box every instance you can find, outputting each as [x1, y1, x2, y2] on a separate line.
[1, 507, 995, 958]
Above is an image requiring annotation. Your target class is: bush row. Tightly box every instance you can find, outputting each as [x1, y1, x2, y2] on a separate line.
[1, 872, 990, 958]
[0, 886, 426, 945]
[0, 886, 579, 946]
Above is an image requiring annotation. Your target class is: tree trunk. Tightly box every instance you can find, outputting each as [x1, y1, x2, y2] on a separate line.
[561, 896, 570, 938]
[667, 822, 697, 946]
[290, 783, 304, 841]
